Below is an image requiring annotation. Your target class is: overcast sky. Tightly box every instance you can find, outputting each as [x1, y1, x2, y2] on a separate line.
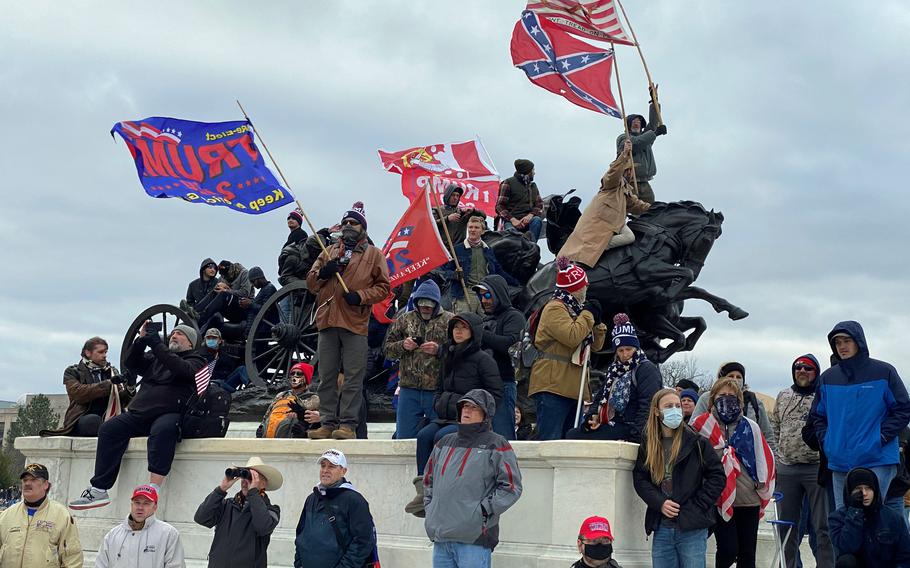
[1, 1, 908, 402]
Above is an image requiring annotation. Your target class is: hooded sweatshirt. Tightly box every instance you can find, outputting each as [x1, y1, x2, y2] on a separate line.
[829, 467, 910, 566]
[811, 321, 910, 472]
[772, 354, 821, 466]
[185, 257, 221, 307]
[478, 274, 526, 382]
[424, 388, 523, 550]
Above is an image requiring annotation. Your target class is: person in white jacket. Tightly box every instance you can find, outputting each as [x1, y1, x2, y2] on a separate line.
[95, 484, 184, 568]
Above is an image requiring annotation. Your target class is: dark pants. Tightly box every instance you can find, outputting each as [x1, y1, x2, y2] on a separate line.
[492, 381, 517, 441]
[416, 423, 458, 475]
[316, 327, 368, 428]
[91, 411, 182, 490]
[714, 505, 760, 568]
[835, 554, 864, 568]
[565, 420, 636, 441]
[635, 180, 655, 204]
[198, 292, 247, 329]
[777, 463, 833, 567]
[71, 414, 102, 437]
[533, 392, 578, 440]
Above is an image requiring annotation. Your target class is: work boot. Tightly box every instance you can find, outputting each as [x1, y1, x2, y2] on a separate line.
[307, 425, 335, 439]
[404, 476, 425, 517]
[331, 425, 357, 440]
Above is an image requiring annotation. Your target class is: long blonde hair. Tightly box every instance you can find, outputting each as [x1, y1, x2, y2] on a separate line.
[644, 388, 684, 485]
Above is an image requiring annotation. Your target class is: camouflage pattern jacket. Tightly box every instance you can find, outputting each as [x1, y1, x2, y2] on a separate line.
[384, 309, 453, 391]
[771, 387, 819, 466]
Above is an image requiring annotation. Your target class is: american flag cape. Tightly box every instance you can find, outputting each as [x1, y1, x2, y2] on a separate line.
[526, 0, 634, 45]
[195, 357, 217, 396]
[691, 412, 776, 521]
[511, 11, 621, 118]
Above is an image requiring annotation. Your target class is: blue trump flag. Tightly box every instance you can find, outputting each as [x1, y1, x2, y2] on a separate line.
[111, 117, 293, 214]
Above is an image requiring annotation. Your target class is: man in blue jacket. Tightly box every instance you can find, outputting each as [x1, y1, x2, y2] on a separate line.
[810, 320, 910, 513]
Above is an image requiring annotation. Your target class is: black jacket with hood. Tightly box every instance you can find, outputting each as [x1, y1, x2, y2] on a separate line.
[829, 467, 910, 566]
[478, 274, 526, 383]
[434, 312, 503, 423]
[194, 488, 281, 568]
[186, 257, 220, 307]
[294, 478, 376, 568]
[123, 337, 206, 418]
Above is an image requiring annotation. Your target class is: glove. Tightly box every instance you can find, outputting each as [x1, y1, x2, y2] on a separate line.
[288, 399, 307, 420]
[109, 374, 124, 385]
[145, 329, 162, 347]
[344, 291, 362, 306]
[655, 124, 668, 136]
[583, 300, 603, 325]
[849, 488, 865, 509]
[317, 260, 339, 280]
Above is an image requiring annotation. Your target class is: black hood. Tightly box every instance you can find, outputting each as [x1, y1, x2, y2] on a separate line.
[457, 388, 497, 424]
[791, 353, 821, 393]
[448, 312, 484, 353]
[199, 257, 216, 278]
[443, 183, 463, 207]
[626, 114, 647, 131]
[844, 467, 882, 512]
[479, 274, 512, 314]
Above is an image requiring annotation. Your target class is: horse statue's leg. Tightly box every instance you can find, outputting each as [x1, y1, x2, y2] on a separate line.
[679, 316, 708, 352]
[677, 286, 749, 320]
[639, 312, 688, 364]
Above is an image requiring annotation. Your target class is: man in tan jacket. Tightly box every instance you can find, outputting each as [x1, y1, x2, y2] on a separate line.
[306, 202, 390, 440]
[0, 464, 83, 568]
[528, 258, 607, 440]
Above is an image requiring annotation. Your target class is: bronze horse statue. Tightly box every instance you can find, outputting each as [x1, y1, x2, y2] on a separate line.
[517, 200, 748, 363]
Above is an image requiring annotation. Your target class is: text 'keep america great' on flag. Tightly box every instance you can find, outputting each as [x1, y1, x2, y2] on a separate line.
[525, 0, 634, 45]
[511, 10, 620, 118]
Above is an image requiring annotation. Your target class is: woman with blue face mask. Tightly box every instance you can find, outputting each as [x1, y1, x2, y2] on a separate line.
[633, 389, 726, 567]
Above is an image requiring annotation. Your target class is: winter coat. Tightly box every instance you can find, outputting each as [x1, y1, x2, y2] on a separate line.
[40, 360, 133, 436]
[693, 382, 776, 453]
[615, 102, 660, 182]
[811, 321, 910, 472]
[589, 358, 662, 443]
[771, 354, 821, 466]
[294, 480, 376, 568]
[439, 241, 518, 301]
[528, 299, 607, 401]
[0, 499, 83, 568]
[384, 281, 453, 391]
[194, 488, 280, 568]
[496, 175, 543, 221]
[186, 258, 221, 308]
[256, 389, 320, 438]
[478, 274, 526, 383]
[434, 313, 503, 423]
[829, 467, 910, 566]
[435, 184, 487, 245]
[278, 233, 322, 286]
[306, 238, 390, 336]
[220, 262, 253, 298]
[801, 394, 833, 488]
[95, 516, 185, 568]
[284, 227, 308, 248]
[557, 147, 650, 267]
[122, 341, 206, 419]
[571, 560, 622, 568]
[424, 389, 523, 550]
[633, 427, 726, 534]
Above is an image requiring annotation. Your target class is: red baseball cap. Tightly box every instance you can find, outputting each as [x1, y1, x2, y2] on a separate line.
[131, 484, 158, 503]
[579, 516, 613, 541]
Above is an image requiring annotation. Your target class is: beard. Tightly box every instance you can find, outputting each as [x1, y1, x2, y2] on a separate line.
[168, 341, 188, 353]
[571, 288, 587, 303]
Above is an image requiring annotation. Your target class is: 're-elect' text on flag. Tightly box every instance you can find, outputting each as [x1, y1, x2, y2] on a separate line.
[111, 117, 293, 214]
[511, 10, 620, 118]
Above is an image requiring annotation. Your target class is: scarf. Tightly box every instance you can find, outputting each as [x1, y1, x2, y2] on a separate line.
[596, 350, 646, 423]
[552, 288, 582, 317]
[82, 356, 111, 374]
[463, 237, 486, 249]
[518, 173, 533, 186]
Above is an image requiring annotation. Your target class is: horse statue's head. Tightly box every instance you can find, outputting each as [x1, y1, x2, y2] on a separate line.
[637, 201, 724, 279]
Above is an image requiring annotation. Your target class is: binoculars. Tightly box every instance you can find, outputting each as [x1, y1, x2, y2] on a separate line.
[225, 467, 253, 480]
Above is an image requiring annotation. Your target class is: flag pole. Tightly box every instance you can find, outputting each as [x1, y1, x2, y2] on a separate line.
[236, 100, 349, 294]
[615, 0, 664, 125]
[428, 181, 470, 308]
[610, 45, 640, 196]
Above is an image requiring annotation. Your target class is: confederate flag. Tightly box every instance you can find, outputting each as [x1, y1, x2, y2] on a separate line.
[511, 10, 620, 118]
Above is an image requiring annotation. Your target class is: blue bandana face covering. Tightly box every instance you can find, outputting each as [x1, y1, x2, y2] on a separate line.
[715, 395, 742, 424]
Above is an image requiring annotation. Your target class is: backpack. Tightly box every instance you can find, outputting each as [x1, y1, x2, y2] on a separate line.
[509, 306, 544, 383]
[180, 383, 231, 439]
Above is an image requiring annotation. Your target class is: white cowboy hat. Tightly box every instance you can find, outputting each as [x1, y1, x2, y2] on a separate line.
[231, 456, 283, 491]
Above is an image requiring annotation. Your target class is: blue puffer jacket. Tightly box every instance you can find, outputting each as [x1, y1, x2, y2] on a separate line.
[811, 321, 910, 472]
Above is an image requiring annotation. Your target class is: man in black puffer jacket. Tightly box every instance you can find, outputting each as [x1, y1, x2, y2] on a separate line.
[473, 274, 525, 440]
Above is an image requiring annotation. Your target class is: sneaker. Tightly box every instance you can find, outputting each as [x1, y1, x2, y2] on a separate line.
[68, 486, 111, 510]
[331, 425, 357, 440]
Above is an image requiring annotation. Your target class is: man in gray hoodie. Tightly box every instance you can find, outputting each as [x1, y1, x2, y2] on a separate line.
[424, 389, 523, 567]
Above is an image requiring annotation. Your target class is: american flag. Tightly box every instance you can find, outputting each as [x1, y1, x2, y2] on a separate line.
[691, 412, 776, 521]
[525, 0, 634, 45]
[195, 357, 217, 396]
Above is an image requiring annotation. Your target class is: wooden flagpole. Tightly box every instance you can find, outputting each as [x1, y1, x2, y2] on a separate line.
[236, 100, 349, 293]
[428, 182, 470, 307]
[610, 45, 639, 196]
[615, 0, 664, 125]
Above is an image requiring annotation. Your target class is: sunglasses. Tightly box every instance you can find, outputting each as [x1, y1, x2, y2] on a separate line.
[793, 364, 816, 372]
[341, 219, 361, 227]
[476, 291, 493, 300]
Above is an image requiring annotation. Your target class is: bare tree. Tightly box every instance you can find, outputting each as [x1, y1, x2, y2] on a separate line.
[659, 355, 711, 391]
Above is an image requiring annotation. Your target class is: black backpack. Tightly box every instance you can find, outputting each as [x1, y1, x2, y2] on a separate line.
[181, 383, 231, 439]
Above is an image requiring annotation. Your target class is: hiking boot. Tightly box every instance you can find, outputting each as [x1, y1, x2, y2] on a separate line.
[331, 425, 357, 440]
[69, 486, 110, 510]
[307, 425, 335, 439]
[404, 476, 425, 517]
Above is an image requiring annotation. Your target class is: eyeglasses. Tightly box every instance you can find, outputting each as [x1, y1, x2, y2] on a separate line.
[341, 219, 361, 227]
[793, 364, 816, 372]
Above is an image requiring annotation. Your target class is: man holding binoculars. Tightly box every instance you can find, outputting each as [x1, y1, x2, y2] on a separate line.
[194, 456, 283, 568]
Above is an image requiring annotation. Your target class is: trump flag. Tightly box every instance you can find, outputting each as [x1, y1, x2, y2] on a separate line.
[111, 117, 293, 214]
[511, 10, 620, 118]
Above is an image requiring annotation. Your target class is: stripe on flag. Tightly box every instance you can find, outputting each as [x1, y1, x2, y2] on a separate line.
[195, 358, 217, 396]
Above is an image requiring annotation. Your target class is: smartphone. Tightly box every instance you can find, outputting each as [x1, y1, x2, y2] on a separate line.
[145, 321, 162, 334]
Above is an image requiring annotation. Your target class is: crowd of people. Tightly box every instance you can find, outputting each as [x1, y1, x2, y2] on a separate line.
[14, 119, 909, 567]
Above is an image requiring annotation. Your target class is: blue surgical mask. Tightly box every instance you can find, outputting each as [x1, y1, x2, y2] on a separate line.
[205, 338, 219, 349]
[661, 407, 684, 430]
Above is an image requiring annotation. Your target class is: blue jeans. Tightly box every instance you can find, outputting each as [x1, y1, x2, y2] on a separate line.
[651, 526, 708, 568]
[527, 216, 543, 241]
[492, 381, 517, 440]
[832, 465, 900, 515]
[417, 423, 458, 475]
[396, 387, 438, 439]
[433, 541, 491, 568]
[533, 392, 578, 440]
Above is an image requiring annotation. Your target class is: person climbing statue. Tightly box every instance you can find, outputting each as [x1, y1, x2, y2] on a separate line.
[615, 85, 667, 204]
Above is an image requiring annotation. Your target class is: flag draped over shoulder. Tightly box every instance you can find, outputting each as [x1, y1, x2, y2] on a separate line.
[371, 188, 452, 322]
[378, 139, 501, 217]
[111, 117, 293, 214]
[525, 0, 634, 44]
[691, 412, 776, 521]
[511, 10, 620, 118]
